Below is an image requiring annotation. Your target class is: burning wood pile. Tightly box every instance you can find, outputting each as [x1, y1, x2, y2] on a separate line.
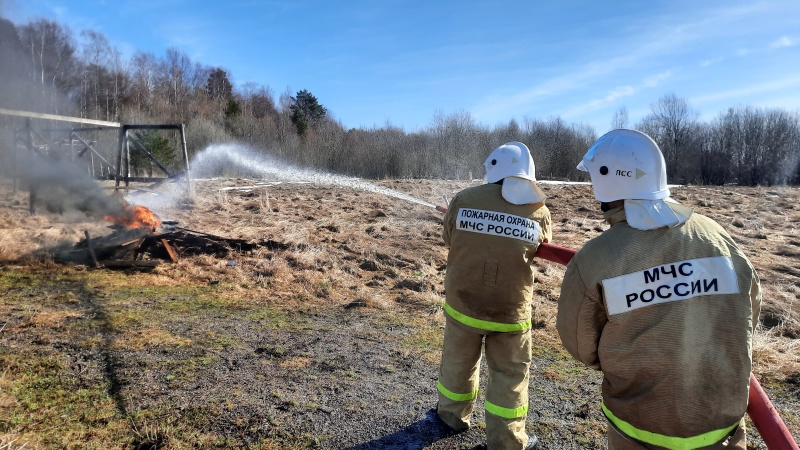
[55, 202, 285, 269]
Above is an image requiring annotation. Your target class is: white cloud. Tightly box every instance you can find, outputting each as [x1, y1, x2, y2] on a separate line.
[770, 36, 796, 48]
[588, 87, 634, 112]
[644, 71, 672, 88]
[690, 76, 800, 105]
[607, 86, 637, 100]
[471, 4, 758, 124]
[560, 70, 671, 120]
[156, 18, 209, 58]
[470, 52, 642, 121]
[700, 57, 724, 67]
[560, 87, 637, 120]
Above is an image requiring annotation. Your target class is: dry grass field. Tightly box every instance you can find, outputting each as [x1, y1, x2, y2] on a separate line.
[0, 177, 798, 449]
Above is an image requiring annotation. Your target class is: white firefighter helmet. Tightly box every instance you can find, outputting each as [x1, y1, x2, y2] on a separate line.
[577, 129, 669, 202]
[577, 129, 693, 230]
[484, 141, 546, 205]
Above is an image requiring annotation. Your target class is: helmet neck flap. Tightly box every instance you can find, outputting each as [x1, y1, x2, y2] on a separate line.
[484, 142, 546, 205]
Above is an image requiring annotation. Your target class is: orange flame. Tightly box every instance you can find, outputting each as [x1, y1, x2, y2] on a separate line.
[104, 204, 162, 230]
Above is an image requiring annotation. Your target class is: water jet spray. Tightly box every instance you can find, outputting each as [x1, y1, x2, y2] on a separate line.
[187, 143, 437, 208]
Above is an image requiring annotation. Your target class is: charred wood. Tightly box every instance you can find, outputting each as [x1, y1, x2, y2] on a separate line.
[55, 226, 289, 268]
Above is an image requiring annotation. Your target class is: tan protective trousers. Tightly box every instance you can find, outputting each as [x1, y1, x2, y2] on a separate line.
[607, 418, 746, 450]
[437, 318, 531, 450]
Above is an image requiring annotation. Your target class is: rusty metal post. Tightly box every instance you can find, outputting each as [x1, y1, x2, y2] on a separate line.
[12, 129, 18, 193]
[115, 126, 124, 191]
[180, 123, 191, 198]
[125, 129, 131, 189]
[25, 118, 36, 215]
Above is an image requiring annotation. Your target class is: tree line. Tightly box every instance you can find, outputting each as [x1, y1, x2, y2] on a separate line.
[1, 16, 798, 185]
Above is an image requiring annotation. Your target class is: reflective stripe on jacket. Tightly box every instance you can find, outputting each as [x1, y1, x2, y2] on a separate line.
[603, 401, 739, 449]
[557, 207, 761, 444]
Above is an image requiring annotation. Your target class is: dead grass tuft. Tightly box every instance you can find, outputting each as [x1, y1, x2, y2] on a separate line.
[21, 310, 82, 331]
[279, 356, 311, 369]
[753, 329, 800, 380]
[0, 436, 31, 450]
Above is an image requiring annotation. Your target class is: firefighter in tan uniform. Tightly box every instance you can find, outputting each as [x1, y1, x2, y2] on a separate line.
[437, 142, 552, 450]
[557, 129, 761, 450]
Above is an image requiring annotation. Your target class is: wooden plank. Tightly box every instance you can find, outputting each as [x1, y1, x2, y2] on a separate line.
[84, 230, 101, 268]
[118, 238, 146, 247]
[160, 238, 179, 262]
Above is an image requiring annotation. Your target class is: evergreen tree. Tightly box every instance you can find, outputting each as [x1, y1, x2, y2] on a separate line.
[206, 67, 233, 101]
[225, 98, 242, 117]
[130, 130, 175, 177]
[290, 89, 326, 136]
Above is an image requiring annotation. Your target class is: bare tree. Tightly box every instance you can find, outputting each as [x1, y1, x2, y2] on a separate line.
[129, 51, 158, 114]
[0, 17, 33, 110]
[429, 110, 480, 179]
[79, 29, 119, 119]
[234, 82, 277, 147]
[18, 19, 77, 112]
[528, 117, 595, 180]
[702, 106, 800, 186]
[761, 109, 796, 185]
[698, 120, 732, 185]
[205, 68, 233, 102]
[156, 47, 195, 120]
[637, 94, 700, 182]
[275, 88, 300, 158]
[491, 118, 522, 145]
[611, 106, 629, 129]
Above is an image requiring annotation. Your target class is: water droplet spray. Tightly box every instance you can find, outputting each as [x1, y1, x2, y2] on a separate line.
[132, 143, 437, 211]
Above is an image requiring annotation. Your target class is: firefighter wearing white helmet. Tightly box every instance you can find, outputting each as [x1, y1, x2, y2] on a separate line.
[437, 142, 551, 450]
[557, 129, 761, 449]
[576, 128, 693, 229]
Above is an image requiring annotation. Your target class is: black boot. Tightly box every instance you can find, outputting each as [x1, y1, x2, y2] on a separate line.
[524, 433, 539, 449]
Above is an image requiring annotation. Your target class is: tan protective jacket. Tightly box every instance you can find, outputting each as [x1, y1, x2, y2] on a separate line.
[443, 183, 552, 332]
[557, 207, 761, 448]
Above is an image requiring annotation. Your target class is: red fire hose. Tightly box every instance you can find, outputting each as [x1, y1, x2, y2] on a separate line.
[437, 205, 798, 448]
[747, 372, 800, 450]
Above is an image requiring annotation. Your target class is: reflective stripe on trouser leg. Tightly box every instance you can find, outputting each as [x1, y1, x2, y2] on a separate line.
[485, 328, 532, 450]
[437, 318, 483, 431]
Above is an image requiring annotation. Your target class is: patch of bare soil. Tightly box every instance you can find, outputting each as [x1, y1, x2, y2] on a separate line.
[0, 178, 798, 449]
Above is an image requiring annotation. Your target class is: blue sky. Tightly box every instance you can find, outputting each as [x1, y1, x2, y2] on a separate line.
[4, 0, 800, 134]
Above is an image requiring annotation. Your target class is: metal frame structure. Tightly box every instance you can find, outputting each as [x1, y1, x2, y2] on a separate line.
[115, 124, 191, 193]
[0, 108, 191, 213]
